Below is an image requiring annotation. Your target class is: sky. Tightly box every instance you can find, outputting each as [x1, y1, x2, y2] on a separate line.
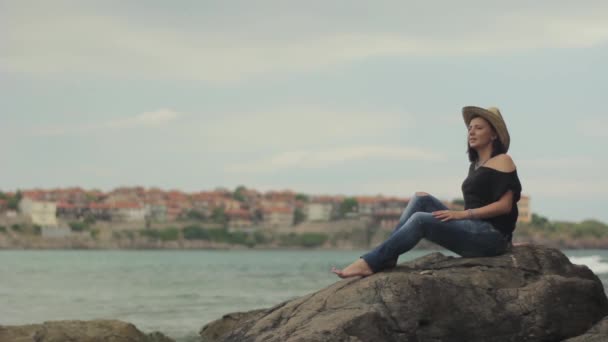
[1, 1, 608, 222]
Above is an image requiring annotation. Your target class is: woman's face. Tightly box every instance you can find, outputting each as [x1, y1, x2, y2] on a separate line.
[468, 116, 496, 150]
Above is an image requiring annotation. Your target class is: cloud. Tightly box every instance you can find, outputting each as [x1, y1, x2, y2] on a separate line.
[30, 108, 182, 136]
[518, 157, 597, 169]
[358, 174, 608, 203]
[355, 176, 465, 200]
[576, 118, 608, 138]
[106, 108, 181, 128]
[525, 178, 608, 198]
[226, 145, 446, 173]
[198, 108, 413, 151]
[3, 2, 608, 82]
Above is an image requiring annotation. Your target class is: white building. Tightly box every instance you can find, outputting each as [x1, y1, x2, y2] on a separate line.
[145, 204, 167, 222]
[110, 202, 146, 222]
[518, 195, 532, 223]
[262, 207, 294, 228]
[305, 202, 333, 222]
[18, 197, 58, 227]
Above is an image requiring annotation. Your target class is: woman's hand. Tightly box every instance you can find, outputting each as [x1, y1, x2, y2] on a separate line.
[432, 210, 467, 222]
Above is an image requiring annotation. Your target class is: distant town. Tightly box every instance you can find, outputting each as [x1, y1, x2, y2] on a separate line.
[3, 186, 608, 249]
[0, 186, 532, 239]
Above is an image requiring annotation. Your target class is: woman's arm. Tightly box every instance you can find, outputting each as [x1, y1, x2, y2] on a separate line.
[467, 190, 513, 219]
[471, 154, 517, 219]
[432, 190, 513, 222]
[433, 154, 518, 222]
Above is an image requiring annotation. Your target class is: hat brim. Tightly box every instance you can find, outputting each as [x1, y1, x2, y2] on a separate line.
[462, 106, 510, 152]
[463, 106, 494, 126]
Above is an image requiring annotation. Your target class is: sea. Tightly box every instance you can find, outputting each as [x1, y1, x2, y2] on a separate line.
[1, 249, 607, 342]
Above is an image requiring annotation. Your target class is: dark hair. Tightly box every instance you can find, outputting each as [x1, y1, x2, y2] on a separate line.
[466, 116, 507, 162]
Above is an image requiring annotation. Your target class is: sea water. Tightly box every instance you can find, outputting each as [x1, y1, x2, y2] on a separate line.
[1, 249, 607, 341]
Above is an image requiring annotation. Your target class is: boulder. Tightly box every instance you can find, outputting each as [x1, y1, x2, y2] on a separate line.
[200, 245, 608, 342]
[564, 316, 608, 342]
[0, 320, 174, 342]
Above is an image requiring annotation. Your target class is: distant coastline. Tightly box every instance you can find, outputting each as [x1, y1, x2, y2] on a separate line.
[2, 187, 606, 252]
[1, 219, 607, 250]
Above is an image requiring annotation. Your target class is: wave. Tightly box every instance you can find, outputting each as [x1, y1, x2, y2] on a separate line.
[569, 255, 608, 274]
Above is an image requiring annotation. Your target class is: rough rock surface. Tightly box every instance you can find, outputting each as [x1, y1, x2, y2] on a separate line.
[564, 316, 608, 342]
[200, 245, 608, 342]
[0, 320, 174, 342]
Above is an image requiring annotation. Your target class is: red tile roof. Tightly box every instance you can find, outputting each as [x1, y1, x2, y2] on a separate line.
[191, 192, 225, 201]
[166, 207, 183, 215]
[22, 190, 45, 200]
[225, 209, 252, 219]
[262, 207, 293, 214]
[57, 202, 76, 209]
[311, 195, 344, 203]
[88, 203, 112, 210]
[355, 196, 381, 204]
[111, 202, 142, 210]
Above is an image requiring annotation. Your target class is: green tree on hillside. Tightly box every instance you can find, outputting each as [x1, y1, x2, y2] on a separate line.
[233, 185, 247, 202]
[211, 207, 227, 225]
[186, 209, 206, 221]
[293, 207, 306, 225]
[573, 219, 607, 238]
[295, 193, 309, 202]
[531, 213, 550, 227]
[183, 225, 210, 240]
[339, 197, 358, 218]
[7, 190, 22, 210]
[69, 221, 89, 232]
[85, 192, 99, 202]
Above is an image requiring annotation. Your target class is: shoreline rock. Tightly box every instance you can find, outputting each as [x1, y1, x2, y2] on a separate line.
[565, 316, 608, 341]
[0, 320, 174, 342]
[201, 245, 608, 342]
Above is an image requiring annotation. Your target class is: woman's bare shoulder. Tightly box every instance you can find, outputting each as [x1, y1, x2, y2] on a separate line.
[486, 154, 516, 172]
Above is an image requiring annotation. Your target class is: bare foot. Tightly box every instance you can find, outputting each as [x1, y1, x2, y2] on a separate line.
[331, 259, 374, 279]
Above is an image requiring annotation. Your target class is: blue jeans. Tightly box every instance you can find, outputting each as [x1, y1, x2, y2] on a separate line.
[361, 193, 509, 272]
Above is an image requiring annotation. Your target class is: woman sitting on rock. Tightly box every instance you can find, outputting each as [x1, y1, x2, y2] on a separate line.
[332, 106, 522, 278]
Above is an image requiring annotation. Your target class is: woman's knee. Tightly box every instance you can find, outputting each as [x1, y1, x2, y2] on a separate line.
[396, 212, 429, 239]
[409, 212, 434, 227]
[410, 192, 431, 205]
[410, 211, 445, 236]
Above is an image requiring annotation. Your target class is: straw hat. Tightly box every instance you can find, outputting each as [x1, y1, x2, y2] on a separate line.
[462, 106, 510, 152]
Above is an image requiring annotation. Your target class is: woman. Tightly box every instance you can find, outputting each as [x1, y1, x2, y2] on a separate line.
[332, 106, 522, 278]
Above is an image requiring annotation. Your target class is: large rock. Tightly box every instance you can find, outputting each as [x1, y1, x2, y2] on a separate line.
[564, 316, 608, 342]
[0, 320, 174, 342]
[201, 245, 608, 342]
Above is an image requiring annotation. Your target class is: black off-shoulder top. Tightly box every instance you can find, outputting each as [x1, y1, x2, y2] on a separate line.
[461, 163, 522, 241]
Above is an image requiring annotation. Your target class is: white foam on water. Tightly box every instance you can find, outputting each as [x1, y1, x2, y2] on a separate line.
[569, 255, 608, 274]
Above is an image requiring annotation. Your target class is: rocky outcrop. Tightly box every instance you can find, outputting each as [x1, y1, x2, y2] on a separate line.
[201, 245, 608, 342]
[564, 316, 608, 342]
[0, 320, 174, 342]
[200, 309, 268, 342]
